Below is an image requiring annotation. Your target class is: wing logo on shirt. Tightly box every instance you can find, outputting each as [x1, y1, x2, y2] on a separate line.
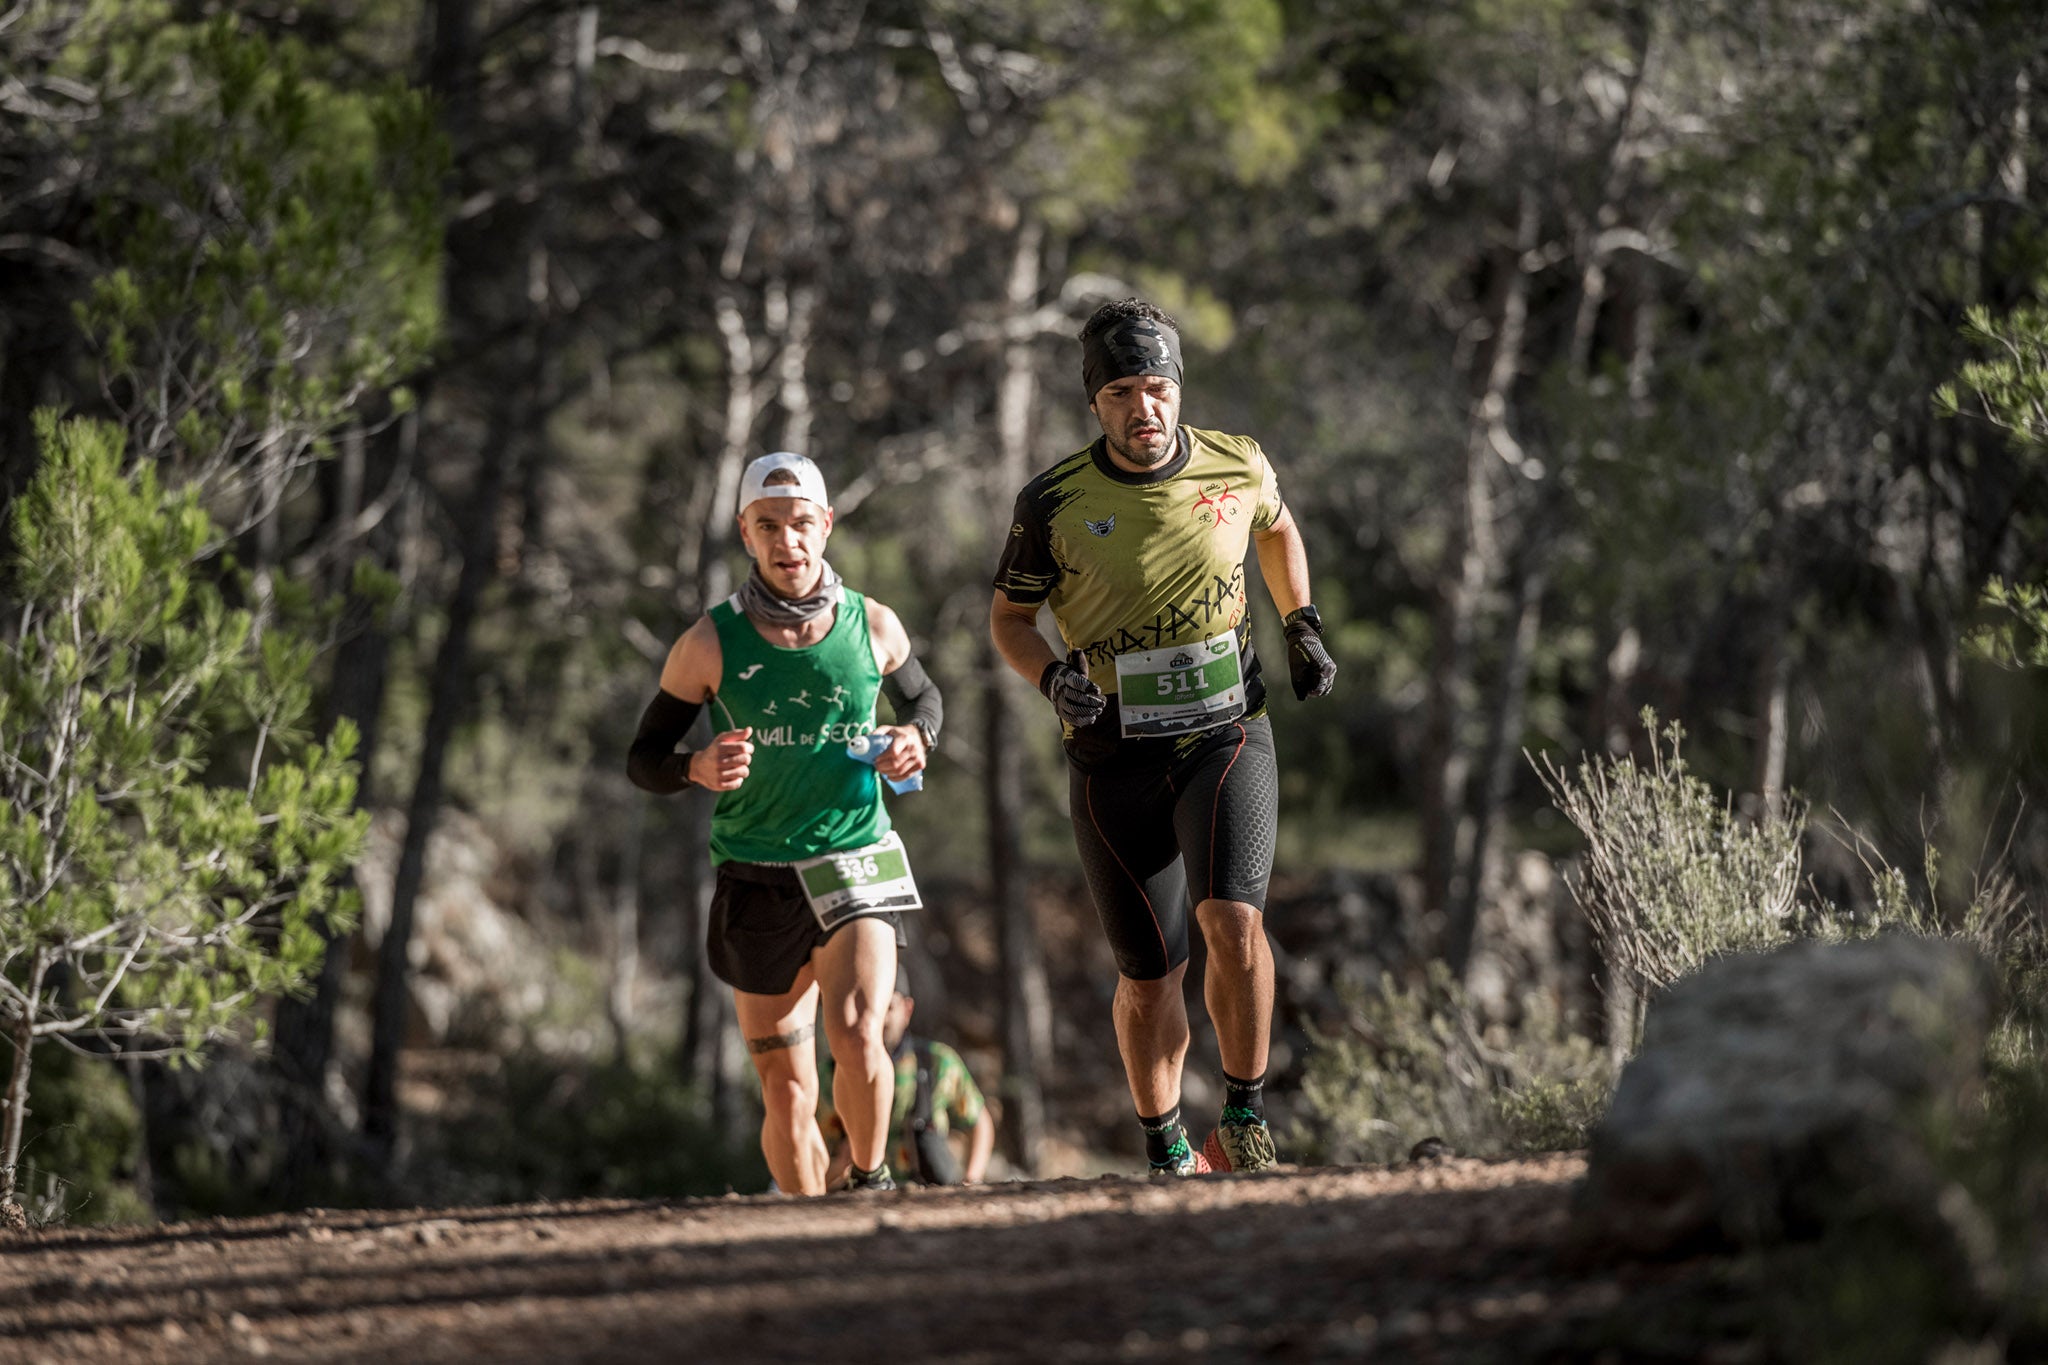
[1083, 514, 1116, 537]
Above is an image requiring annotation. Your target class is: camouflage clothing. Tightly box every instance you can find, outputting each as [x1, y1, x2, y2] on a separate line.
[819, 1036, 986, 1180]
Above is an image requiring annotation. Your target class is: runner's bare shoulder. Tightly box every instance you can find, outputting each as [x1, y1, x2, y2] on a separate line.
[865, 597, 912, 673]
[661, 614, 723, 701]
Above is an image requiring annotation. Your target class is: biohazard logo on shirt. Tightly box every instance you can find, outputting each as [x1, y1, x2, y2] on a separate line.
[1192, 480, 1242, 531]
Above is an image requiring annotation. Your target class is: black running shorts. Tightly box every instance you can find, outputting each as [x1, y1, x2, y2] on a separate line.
[1067, 714, 1278, 981]
[705, 861, 906, 997]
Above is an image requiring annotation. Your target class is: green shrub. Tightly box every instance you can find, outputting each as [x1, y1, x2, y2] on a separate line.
[1304, 704, 2048, 1183]
[1536, 713, 1803, 1024]
[406, 1045, 767, 1206]
[1292, 962, 1614, 1166]
[13, 1046, 152, 1227]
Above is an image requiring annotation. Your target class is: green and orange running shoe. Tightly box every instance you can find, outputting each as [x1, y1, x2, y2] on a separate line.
[1203, 1110, 1278, 1174]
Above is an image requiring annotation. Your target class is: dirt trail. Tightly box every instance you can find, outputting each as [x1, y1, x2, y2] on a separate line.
[0, 1154, 1752, 1363]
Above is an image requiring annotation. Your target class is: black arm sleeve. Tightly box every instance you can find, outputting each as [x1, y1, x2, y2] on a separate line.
[881, 653, 943, 745]
[627, 689, 704, 794]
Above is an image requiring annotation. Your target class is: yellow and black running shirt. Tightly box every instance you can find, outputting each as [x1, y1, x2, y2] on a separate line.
[993, 426, 1285, 766]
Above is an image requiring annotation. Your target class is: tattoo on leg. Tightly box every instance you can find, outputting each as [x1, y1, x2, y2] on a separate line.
[747, 1022, 816, 1054]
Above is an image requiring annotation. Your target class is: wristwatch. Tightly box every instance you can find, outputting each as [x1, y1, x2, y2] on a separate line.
[911, 719, 939, 753]
[1284, 604, 1324, 633]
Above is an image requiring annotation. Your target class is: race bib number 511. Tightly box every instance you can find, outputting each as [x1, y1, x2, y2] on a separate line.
[793, 830, 922, 930]
[1113, 632, 1247, 738]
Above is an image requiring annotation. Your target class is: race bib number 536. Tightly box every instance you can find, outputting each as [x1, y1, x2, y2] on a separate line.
[793, 830, 922, 930]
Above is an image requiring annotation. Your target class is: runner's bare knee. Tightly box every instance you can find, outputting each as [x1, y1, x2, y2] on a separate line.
[1196, 898, 1263, 953]
[824, 994, 886, 1059]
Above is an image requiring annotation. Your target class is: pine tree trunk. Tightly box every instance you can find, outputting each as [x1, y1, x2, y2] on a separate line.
[1446, 545, 1547, 982]
[1590, 620, 1641, 758]
[1752, 625, 1790, 822]
[677, 276, 759, 1125]
[362, 393, 519, 1169]
[1422, 188, 1535, 937]
[988, 222, 1052, 1173]
[605, 799, 645, 1063]
[271, 409, 413, 1205]
[1, 955, 46, 1206]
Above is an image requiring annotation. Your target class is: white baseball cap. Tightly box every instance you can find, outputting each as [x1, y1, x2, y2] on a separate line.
[737, 451, 830, 515]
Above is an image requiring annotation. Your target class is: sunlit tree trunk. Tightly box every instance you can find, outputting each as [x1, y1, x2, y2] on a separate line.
[1590, 620, 1641, 758]
[982, 222, 1053, 1175]
[1446, 14, 1655, 978]
[1447, 547, 1546, 982]
[679, 271, 760, 1135]
[1, 954, 47, 1206]
[1423, 187, 1533, 950]
[1752, 625, 1790, 822]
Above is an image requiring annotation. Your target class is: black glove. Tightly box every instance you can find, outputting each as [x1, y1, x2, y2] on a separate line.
[1284, 605, 1337, 700]
[1039, 657, 1106, 726]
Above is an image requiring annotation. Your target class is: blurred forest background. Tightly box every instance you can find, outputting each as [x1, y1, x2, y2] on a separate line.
[5, 0, 2048, 1225]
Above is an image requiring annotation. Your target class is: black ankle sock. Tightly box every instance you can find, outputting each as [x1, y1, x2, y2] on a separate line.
[1138, 1107, 1187, 1166]
[1223, 1071, 1267, 1123]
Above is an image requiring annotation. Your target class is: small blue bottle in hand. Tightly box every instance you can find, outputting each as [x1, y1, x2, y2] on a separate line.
[847, 732, 922, 794]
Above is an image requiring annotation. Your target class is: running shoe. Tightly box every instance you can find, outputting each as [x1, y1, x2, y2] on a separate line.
[1147, 1132, 1212, 1177]
[1203, 1113, 1278, 1174]
[840, 1163, 897, 1192]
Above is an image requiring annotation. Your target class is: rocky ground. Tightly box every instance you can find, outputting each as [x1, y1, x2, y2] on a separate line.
[0, 1153, 1772, 1364]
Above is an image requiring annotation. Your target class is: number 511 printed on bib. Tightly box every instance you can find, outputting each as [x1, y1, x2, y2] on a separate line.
[1114, 632, 1247, 738]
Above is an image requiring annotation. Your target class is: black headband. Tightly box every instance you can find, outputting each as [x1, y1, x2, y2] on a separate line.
[1082, 317, 1183, 400]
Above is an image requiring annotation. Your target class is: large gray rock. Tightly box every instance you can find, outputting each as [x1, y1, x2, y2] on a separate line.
[1573, 934, 1997, 1262]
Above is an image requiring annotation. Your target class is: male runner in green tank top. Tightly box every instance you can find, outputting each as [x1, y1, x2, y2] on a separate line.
[990, 298, 1337, 1178]
[629, 452, 944, 1196]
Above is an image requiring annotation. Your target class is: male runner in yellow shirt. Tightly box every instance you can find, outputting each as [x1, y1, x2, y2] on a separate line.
[989, 299, 1335, 1176]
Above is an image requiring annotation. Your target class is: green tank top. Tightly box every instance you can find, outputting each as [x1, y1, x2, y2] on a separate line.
[707, 589, 889, 866]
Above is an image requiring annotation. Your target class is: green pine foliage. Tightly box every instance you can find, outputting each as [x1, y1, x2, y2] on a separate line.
[0, 413, 368, 1206]
[69, 11, 443, 479]
[1942, 299, 2048, 672]
[1018, 0, 1322, 232]
[1939, 299, 2048, 453]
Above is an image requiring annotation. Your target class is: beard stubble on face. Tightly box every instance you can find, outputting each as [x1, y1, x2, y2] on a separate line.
[1105, 419, 1178, 470]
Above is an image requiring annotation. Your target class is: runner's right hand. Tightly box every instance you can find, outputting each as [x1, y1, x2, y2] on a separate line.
[689, 727, 754, 790]
[1039, 660, 1106, 727]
